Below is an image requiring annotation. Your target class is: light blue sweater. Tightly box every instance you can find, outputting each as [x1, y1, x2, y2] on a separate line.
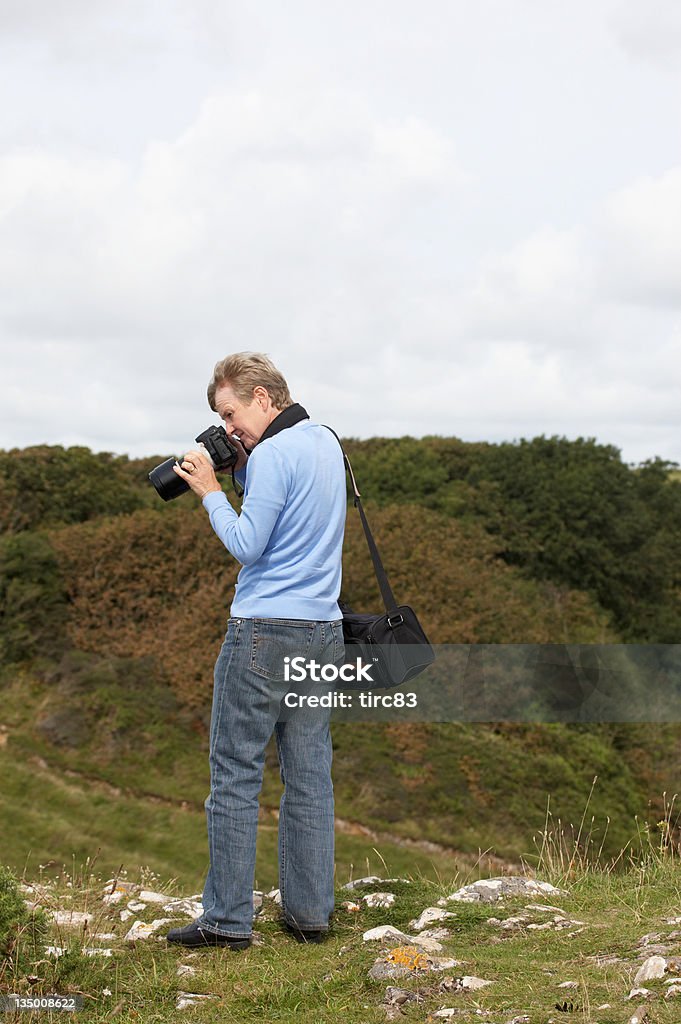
[202, 420, 346, 620]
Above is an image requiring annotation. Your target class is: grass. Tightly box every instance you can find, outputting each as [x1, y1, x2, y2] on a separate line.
[4, 660, 681, 869]
[4, 662, 681, 1020]
[0, 746, 475, 893]
[2, 823, 681, 1023]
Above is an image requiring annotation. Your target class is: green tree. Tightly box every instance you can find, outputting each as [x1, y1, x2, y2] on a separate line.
[0, 532, 68, 663]
[463, 437, 681, 640]
[0, 446, 148, 534]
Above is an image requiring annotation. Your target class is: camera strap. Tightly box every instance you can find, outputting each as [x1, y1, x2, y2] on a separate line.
[255, 402, 310, 445]
[233, 403, 311, 496]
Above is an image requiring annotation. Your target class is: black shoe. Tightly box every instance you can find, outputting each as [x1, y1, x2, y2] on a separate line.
[166, 921, 250, 950]
[282, 920, 326, 944]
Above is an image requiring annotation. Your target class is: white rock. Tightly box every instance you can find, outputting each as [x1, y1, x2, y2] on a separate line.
[362, 892, 395, 909]
[83, 947, 112, 957]
[409, 907, 456, 931]
[343, 876, 383, 890]
[596, 1005, 611, 1010]
[124, 921, 154, 942]
[21, 883, 53, 895]
[363, 925, 407, 943]
[127, 900, 147, 913]
[557, 981, 578, 988]
[266, 888, 282, 904]
[150, 917, 173, 932]
[665, 977, 681, 984]
[163, 898, 203, 918]
[45, 946, 66, 957]
[438, 876, 566, 905]
[527, 916, 576, 931]
[102, 891, 124, 905]
[628, 988, 652, 1000]
[431, 979, 493, 1014]
[419, 928, 451, 940]
[460, 976, 492, 990]
[176, 992, 218, 1011]
[120, 910, 133, 922]
[628, 1006, 649, 1024]
[362, 925, 443, 952]
[177, 964, 197, 978]
[103, 879, 137, 894]
[634, 956, 667, 986]
[665, 916, 681, 925]
[51, 910, 93, 927]
[498, 915, 527, 930]
[93, 932, 117, 940]
[666, 985, 681, 998]
[342, 901, 361, 912]
[439, 892, 481, 905]
[429, 956, 463, 971]
[139, 890, 169, 904]
[124, 918, 172, 942]
[400, 933, 443, 953]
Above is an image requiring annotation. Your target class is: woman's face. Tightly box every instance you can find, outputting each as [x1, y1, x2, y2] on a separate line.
[213, 382, 276, 450]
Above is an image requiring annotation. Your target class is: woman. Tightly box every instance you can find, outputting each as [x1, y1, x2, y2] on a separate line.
[166, 352, 346, 949]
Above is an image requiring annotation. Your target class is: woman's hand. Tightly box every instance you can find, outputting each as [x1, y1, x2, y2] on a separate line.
[172, 448, 222, 499]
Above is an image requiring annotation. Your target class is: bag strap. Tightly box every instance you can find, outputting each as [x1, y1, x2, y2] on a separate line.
[323, 425, 400, 617]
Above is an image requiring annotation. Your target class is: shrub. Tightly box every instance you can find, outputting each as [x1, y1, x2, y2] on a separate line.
[0, 866, 47, 974]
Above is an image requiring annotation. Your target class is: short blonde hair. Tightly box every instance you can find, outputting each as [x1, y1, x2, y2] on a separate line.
[207, 352, 293, 412]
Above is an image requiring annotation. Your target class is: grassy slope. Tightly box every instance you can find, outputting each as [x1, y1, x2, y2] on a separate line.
[0, 746, 469, 891]
[1, 662, 680, 882]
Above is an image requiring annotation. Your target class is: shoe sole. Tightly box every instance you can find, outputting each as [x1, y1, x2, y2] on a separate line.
[282, 922, 325, 944]
[167, 932, 250, 950]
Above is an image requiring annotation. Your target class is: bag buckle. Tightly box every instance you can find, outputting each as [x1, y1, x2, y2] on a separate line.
[387, 613, 404, 628]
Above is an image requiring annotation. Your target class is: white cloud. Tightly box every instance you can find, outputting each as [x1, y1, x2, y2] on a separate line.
[610, 0, 681, 67]
[0, 87, 472, 453]
[2, 109, 680, 464]
[463, 226, 593, 347]
[599, 167, 681, 306]
[0, 88, 468, 341]
[0, 0, 211, 62]
[1, 0, 680, 466]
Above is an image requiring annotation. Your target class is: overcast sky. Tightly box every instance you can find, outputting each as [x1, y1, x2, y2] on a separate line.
[1, 0, 680, 464]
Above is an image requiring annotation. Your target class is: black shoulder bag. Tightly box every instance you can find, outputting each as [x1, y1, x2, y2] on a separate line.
[325, 427, 435, 689]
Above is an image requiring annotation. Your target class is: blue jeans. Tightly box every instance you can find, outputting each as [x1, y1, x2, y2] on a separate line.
[198, 616, 344, 938]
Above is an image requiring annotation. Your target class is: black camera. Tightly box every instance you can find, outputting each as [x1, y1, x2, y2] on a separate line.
[149, 425, 240, 502]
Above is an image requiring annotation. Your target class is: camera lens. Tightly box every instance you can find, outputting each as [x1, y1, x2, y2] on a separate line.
[148, 457, 190, 502]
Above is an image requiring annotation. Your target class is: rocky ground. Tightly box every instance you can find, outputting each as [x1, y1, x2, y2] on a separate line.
[2, 865, 681, 1023]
